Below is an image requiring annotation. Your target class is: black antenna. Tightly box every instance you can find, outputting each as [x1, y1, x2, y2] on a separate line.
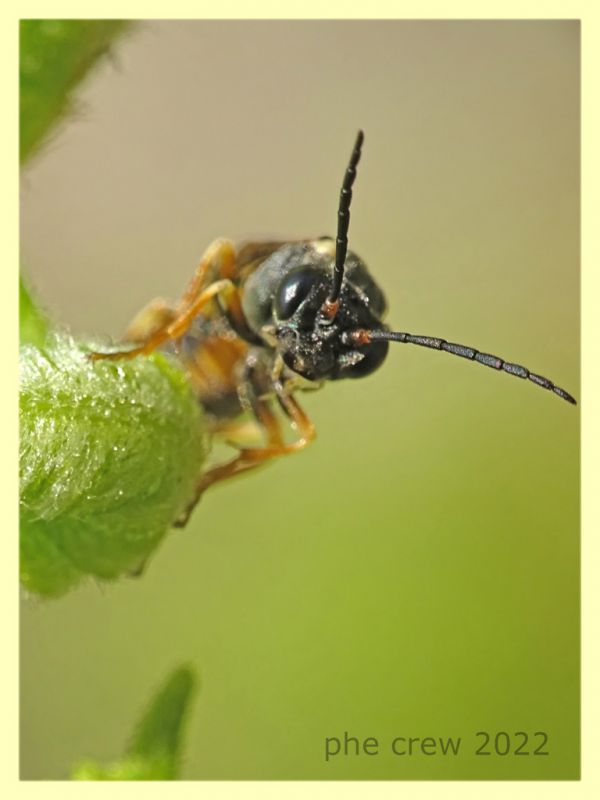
[323, 130, 364, 317]
[343, 329, 577, 404]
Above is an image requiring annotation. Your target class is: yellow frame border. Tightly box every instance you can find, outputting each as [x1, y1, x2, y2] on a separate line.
[6, 4, 596, 797]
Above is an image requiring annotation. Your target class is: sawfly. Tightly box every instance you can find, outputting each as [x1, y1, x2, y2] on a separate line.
[91, 130, 576, 527]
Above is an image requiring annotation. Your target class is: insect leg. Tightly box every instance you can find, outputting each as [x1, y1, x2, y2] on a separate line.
[90, 278, 240, 361]
[173, 397, 284, 527]
[90, 238, 238, 361]
[181, 238, 236, 302]
[173, 386, 316, 527]
[123, 298, 177, 343]
[273, 383, 317, 444]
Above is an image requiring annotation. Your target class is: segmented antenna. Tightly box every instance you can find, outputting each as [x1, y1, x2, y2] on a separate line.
[343, 329, 576, 404]
[323, 130, 364, 316]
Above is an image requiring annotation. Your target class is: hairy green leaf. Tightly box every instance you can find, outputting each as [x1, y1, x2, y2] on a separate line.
[20, 334, 209, 597]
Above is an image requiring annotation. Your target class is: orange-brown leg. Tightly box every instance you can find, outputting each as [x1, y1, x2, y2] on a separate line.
[180, 238, 236, 305]
[90, 238, 238, 361]
[91, 278, 240, 361]
[123, 298, 177, 343]
[173, 389, 316, 527]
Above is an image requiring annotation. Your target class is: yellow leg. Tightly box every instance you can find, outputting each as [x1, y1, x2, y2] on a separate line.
[123, 298, 177, 343]
[90, 279, 239, 361]
[173, 390, 316, 527]
[180, 238, 236, 306]
[90, 238, 237, 361]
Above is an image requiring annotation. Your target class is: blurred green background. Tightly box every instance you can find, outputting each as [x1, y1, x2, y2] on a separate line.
[20, 20, 579, 780]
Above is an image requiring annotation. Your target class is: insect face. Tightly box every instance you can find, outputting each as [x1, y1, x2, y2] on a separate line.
[272, 259, 389, 381]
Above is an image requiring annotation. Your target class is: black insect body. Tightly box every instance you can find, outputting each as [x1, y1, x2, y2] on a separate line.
[92, 130, 576, 525]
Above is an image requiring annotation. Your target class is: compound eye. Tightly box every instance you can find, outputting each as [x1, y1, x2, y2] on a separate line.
[345, 340, 389, 379]
[274, 267, 319, 320]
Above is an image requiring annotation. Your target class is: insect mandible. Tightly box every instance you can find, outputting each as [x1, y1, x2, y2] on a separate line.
[91, 130, 576, 526]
